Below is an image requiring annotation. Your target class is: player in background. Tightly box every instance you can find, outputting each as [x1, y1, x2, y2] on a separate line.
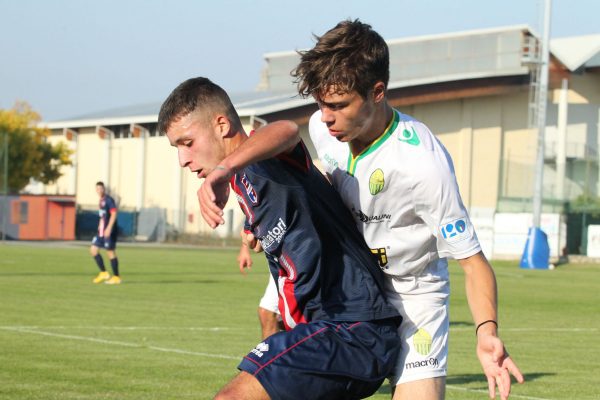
[90, 181, 121, 285]
[238, 230, 281, 339]
[198, 19, 524, 400]
[159, 77, 401, 400]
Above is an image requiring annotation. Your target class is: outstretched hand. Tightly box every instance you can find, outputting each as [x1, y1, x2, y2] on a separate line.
[477, 334, 524, 400]
[198, 166, 233, 228]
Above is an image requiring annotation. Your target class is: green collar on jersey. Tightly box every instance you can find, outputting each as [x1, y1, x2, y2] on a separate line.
[346, 109, 399, 176]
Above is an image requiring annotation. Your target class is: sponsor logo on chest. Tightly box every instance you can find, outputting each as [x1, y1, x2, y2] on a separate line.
[352, 208, 391, 224]
[260, 218, 287, 250]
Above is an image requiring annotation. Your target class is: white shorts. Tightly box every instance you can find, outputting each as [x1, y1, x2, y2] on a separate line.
[385, 259, 450, 385]
[258, 274, 280, 315]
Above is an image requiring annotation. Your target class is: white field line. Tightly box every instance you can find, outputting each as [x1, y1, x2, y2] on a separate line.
[2, 325, 598, 333]
[0, 326, 239, 360]
[0, 325, 230, 331]
[450, 327, 598, 333]
[447, 385, 552, 400]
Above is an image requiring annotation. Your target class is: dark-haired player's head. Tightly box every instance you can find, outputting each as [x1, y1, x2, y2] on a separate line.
[292, 20, 391, 144]
[293, 19, 389, 102]
[95, 181, 105, 197]
[158, 77, 245, 179]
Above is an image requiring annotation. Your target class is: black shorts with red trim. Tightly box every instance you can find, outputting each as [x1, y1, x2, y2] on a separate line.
[238, 317, 401, 400]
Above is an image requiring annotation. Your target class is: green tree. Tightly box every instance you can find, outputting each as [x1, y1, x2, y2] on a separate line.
[0, 102, 72, 193]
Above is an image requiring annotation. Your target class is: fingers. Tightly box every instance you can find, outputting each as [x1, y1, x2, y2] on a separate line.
[505, 357, 525, 384]
[498, 366, 511, 400]
[487, 376, 496, 399]
[198, 185, 224, 228]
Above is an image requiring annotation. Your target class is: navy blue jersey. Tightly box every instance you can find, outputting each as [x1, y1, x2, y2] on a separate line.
[232, 141, 399, 329]
[98, 195, 117, 237]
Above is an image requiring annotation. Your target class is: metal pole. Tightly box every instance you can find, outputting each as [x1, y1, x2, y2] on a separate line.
[2, 130, 8, 241]
[532, 0, 552, 227]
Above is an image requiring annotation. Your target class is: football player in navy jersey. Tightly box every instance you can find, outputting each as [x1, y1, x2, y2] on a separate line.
[158, 77, 401, 400]
[90, 181, 121, 285]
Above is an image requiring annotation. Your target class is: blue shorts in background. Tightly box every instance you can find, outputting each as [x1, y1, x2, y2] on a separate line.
[238, 318, 400, 400]
[91, 235, 117, 250]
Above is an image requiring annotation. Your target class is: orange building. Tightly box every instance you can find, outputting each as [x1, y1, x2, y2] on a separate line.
[1, 195, 76, 240]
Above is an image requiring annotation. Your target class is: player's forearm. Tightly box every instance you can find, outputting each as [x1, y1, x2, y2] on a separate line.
[459, 252, 499, 336]
[106, 212, 117, 232]
[220, 120, 300, 172]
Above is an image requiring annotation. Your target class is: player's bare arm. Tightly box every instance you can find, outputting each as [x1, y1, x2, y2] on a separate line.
[105, 209, 117, 237]
[459, 252, 524, 400]
[199, 120, 300, 228]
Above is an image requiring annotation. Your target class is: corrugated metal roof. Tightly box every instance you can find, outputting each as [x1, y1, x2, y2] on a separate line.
[43, 25, 600, 130]
[551, 34, 600, 71]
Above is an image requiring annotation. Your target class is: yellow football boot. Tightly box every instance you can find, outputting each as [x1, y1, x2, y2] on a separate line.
[93, 271, 111, 284]
[105, 276, 122, 285]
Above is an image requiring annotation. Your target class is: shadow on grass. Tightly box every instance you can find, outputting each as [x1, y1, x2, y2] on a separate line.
[449, 321, 473, 328]
[0, 272, 90, 277]
[448, 372, 553, 385]
[376, 372, 552, 395]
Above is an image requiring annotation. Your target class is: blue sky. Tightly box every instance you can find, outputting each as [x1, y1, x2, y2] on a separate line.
[1, 0, 598, 122]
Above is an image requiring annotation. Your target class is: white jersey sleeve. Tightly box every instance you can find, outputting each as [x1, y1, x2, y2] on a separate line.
[409, 121, 481, 260]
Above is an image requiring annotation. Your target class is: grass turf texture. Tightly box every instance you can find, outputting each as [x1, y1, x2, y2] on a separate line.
[0, 243, 598, 399]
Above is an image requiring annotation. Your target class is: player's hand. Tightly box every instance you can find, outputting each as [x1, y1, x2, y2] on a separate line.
[476, 334, 524, 400]
[243, 232, 263, 253]
[237, 244, 253, 274]
[104, 228, 111, 237]
[198, 165, 233, 228]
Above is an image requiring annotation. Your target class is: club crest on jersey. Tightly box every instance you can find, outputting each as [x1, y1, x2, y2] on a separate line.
[369, 168, 385, 195]
[440, 218, 471, 244]
[398, 126, 421, 146]
[240, 174, 258, 204]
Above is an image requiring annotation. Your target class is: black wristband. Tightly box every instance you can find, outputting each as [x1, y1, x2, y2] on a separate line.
[475, 320, 497, 335]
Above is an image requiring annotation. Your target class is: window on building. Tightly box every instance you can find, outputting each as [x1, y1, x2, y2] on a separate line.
[10, 201, 28, 224]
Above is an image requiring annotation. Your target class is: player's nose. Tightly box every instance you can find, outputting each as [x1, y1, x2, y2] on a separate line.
[321, 108, 335, 124]
[178, 149, 191, 168]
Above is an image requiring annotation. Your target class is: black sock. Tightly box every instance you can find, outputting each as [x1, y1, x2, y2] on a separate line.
[110, 258, 119, 277]
[94, 254, 106, 272]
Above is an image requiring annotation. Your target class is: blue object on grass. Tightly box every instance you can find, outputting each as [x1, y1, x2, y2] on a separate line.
[520, 226, 550, 269]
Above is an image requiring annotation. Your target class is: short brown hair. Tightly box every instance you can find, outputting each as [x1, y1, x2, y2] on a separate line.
[292, 19, 389, 100]
[158, 77, 242, 135]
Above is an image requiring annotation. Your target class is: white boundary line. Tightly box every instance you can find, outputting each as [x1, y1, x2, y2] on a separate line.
[0, 326, 558, 399]
[0, 325, 230, 331]
[447, 385, 552, 400]
[0, 327, 239, 360]
[450, 327, 598, 333]
[4, 325, 596, 333]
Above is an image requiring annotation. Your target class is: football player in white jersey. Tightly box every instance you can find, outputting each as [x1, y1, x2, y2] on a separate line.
[199, 19, 524, 400]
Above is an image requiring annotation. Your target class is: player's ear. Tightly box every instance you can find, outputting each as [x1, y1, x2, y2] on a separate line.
[372, 82, 386, 104]
[215, 115, 233, 138]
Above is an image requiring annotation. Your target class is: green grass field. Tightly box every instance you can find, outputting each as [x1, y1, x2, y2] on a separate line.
[1, 242, 598, 399]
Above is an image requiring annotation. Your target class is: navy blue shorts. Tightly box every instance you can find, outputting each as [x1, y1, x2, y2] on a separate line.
[91, 235, 117, 250]
[238, 318, 400, 400]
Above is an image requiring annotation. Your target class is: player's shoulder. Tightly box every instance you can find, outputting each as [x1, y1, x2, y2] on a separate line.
[308, 110, 326, 137]
[105, 195, 117, 207]
[394, 111, 438, 152]
[393, 112, 456, 182]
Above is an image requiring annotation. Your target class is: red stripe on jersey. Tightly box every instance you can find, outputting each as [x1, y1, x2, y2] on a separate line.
[278, 253, 306, 330]
[231, 177, 255, 225]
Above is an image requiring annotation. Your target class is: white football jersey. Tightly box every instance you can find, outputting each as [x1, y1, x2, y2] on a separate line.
[309, 109, 481, 277]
